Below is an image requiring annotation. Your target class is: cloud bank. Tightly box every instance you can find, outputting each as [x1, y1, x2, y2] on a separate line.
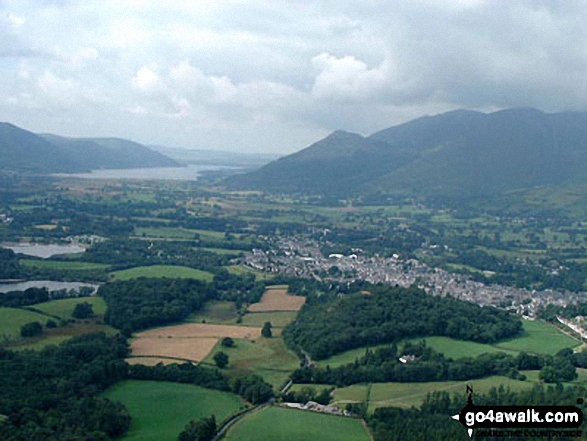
[0, 0, 586, 153]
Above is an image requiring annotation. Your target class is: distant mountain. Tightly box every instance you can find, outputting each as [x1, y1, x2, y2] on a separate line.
[227, 108, 587, 201]
[0, 122, 178, 173]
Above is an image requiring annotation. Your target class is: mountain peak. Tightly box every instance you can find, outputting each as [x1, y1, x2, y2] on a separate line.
[228, 108, 587, 200]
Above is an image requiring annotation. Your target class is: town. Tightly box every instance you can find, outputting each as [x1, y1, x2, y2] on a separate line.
[242, 236, 587, 318]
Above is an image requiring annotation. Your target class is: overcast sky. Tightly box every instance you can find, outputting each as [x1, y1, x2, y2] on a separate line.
[1, 0, 586, 154]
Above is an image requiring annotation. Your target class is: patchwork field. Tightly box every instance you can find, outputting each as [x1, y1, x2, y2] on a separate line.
[7, 322, 118, 350]
[131, 323, 263, 363]
[204, 337, 300, 388]
[130, 337, 218, 363]
[103, 380, 245, 441]
[224, 406, 370, 441]
[109, 265, 214, 281]
[248, 285, 305, 312]
[190, 301, 240, 325]
[0, 307, 54, 342]
[32, 297, 107, 320]
[242, 311, 298, 328]
[189, 301, 298, 328]
[136, 323, 261, 340]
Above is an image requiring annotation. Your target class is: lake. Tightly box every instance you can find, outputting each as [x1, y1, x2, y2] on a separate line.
[0, 280, 99, 294]
[3, 243, 86, 258]
[53, 164, 241, 181]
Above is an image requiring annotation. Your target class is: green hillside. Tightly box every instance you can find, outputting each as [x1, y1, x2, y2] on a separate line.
[228, 108, 587, 202]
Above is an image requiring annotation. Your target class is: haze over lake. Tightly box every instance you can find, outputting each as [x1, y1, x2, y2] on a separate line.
[3, 243, 86, 259]
[54, 164, 241, 181]
[0, 281, 99, 294]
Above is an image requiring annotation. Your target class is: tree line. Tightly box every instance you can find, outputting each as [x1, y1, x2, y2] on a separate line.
[291, 341, 579, 387]
[368, 383, 587, 440]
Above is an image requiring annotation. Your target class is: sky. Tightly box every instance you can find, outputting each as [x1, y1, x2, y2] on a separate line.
[1, 0, 587, 154]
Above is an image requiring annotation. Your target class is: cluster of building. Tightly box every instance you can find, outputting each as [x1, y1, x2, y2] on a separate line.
[281, 401, 351, 417]
[243, 237, 586, 316]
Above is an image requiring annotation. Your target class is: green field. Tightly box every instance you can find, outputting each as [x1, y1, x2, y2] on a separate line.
[32, 297, 107, 320]
[134, 226, 243, 242]
[190, 301, 239, 325]
[19, 259, 110, 271]
[242, 312, 298, 328]
[190, 302, 298, 328]
[109, 265, 214, 282]
[226, 264, 274, 281]
[405, 336, 519, 359]
[322, 320, 579, 368]
[367, 375, 537, 411]
[9, 322, 119, 351]
[204, 337, 300, 388]
[224, 406, 370, 441]
[103, 380, 245, 441]
[316, 344, 390, 368]
[493, 319, 580, 354]
[0, 307, 53, 342]
[289, 383, 368, 404]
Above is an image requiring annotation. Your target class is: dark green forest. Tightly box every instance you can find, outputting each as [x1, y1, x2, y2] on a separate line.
[283, 284, 522, 359]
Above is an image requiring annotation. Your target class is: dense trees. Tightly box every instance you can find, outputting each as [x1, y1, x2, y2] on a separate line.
[19, 321, 42, 337]
[213, 352, 229, 369]
[178, 416, 217, 441]
[72, 301, 94, 319]
[261, 321, 272, 338]
[100, 275, 269, 334]
[284, 284, 522, 360]
[369, 384, 587, 440]
[221, 337, 235, 348]
[127, 363, 232, 392]
[232, 375, 275, 405]
[0, 333, 130, 440]
[100, 279, 212, 333]
[0, 287, 49, 308]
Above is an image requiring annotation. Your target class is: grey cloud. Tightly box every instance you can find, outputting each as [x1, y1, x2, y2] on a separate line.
[0, 0, 586, 153]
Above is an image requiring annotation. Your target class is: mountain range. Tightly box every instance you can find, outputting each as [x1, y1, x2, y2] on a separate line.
[0, 122, 178, 173]
[227, 108, 587, 202]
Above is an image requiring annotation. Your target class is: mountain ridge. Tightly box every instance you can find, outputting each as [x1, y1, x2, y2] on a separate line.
[0, 123, 179, 173]
[227, 108, 587, 201]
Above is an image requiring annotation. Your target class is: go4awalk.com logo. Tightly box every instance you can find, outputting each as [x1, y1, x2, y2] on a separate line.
[451, 386, 583, 438]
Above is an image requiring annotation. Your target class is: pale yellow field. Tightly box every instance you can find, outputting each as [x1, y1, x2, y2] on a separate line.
[248, 286, 305, 312]
[130, 337, 218, 363]
[126, 356, 194, 366]
[135, 323, 262, 340]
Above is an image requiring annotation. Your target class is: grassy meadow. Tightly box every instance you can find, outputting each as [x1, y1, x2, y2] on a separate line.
[0, 307, 53, 342]
[224, 406, 370, 441]
[189, 301, 299, 328]
[103, 380, 245, 441]
[109, 265, 214, 282]
[204, 337, 300, 388]
[20, 259, 110, 270]
[32, 296, 107, 320]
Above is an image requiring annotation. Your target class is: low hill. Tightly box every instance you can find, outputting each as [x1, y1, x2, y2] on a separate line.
[0, 122, 178, 173]
[227, 108, 587, 201]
